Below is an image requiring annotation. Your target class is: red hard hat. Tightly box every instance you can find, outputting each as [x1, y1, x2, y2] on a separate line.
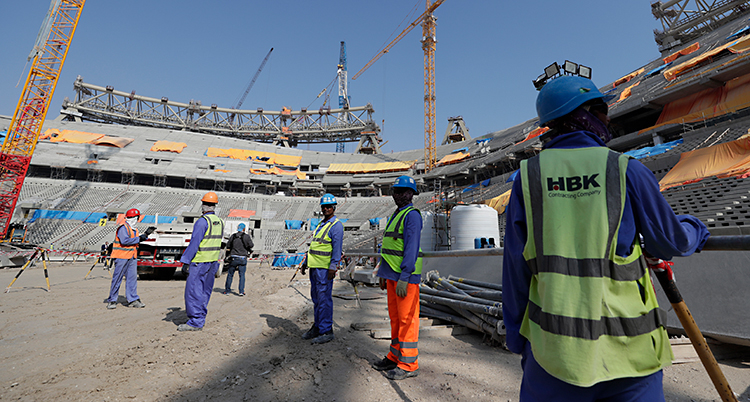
[125, 208, 141, 218]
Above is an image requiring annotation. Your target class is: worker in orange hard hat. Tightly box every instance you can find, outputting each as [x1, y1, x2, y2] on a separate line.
[178, 191, 224, 331]
[106, 208, 156, 309]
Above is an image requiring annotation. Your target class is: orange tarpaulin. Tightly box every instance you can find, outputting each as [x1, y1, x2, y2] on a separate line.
[663, 36, 750, 81]
[250, 167, 306, 179]
[659, 136, 750, 191]
[518, 126, 550, 144]
[48, 129, 104, 144]
[437, 152, 470, 166]
[327, 160, 417, 174]
[616, 81, 641, 103]
[92, 136, 134, 148]
[644, 70, 750, 133]
[151, 140, 187, 153]
[663, 42, 700, 64]
[228, 209, 256, 218]
[484, 189, 512, 214]
[206, 147, 302, 167]
[613, 68, 645, 87]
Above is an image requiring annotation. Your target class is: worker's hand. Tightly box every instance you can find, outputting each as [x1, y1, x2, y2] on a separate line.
[145, 226, 157, 236]
[396, 280, 408, 298]
[181, 263, 190, 276]
[379, 277, 386, 290]
[138, 233, 150, 241]
[300, 262, 307, 275]
[645, 256, 676, 282]
[327, 268, 336, 280]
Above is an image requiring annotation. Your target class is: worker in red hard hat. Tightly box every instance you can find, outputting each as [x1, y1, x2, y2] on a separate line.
[106, 208, 155, 309]
[502, 70, 710, 401]
[178, 191, 224, 331]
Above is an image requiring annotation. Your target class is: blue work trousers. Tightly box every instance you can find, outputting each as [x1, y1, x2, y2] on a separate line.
[107, 258, 139, 303]
[309, 268, 333, 334]
[224, 256, 247, 293]
[520, 343, 665, 402]
[184, 261, 218, 329]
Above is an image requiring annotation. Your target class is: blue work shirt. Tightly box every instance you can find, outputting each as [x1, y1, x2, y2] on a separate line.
[377, 203, 423, 284]
[313, 215, 344, 270]
[117, 223, 140, 247]
[179, 212, 215, 265]
[502, 131, 710, 355]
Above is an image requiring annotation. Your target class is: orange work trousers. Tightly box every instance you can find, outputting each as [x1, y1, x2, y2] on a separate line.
[386, 279, 420, 371]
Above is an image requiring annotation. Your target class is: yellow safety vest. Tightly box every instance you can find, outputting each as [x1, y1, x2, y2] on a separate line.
[193, 214, 224, 263]
[380, 206, 422, 275]
[307, 218, 341, 269]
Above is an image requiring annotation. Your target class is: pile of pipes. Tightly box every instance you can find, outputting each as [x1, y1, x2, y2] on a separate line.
[420, 270, 505, 343]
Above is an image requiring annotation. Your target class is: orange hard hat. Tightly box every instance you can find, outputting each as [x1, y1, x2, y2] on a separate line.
[125, 208, 141, 218]
[201, 191, 218, 204]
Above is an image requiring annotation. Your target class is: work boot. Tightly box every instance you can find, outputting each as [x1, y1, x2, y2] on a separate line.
[310, 331, 334, 345]
[301, 325, 319, 340]
[177, 324, 202, 332]
[239, 292, 245, 297]
[128, 299, 145, 308]
[107, 301, 117, 309]
[385, 367, 419, 380]
[372, 357, 398, 371]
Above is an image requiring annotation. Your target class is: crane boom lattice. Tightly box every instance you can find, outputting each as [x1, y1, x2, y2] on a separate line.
[0, 0, 85, 237]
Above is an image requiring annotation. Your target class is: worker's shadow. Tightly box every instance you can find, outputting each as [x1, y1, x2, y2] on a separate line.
[260, 313, 303, 336]
[163, 307, 188, 326]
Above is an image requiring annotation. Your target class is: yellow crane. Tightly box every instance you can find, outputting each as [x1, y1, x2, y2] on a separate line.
[352, 0, 445, 171]
[0, 0, 85, 237]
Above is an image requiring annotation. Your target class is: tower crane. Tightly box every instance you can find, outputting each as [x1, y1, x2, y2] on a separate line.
[336, 41, 350, 153]
[352, 0, 445, 171]
[230, 47, 274, 122]
[0, 0, 85, 237]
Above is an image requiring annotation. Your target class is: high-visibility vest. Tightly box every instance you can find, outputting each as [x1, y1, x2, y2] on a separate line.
[193, 214, 224, 263]
[380, 206, 422, 275]
[307, 218, 341, 269]
[519, 146, 672, 387]
[111, 223, 138, 259]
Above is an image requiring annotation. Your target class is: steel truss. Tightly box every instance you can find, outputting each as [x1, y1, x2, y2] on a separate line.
[652, 0, 750, 51]
[61, 77, 381, 147]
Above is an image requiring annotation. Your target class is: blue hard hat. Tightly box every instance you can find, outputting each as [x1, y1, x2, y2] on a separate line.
[536, 75, 610, 126]
[320, 193, 337, 206]
[237, 223, 246, 231]
[392, 175, 418, 194]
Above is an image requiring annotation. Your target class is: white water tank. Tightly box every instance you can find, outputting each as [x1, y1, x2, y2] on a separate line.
[450, 204, 500, 250]
[420, 212, 449, 252]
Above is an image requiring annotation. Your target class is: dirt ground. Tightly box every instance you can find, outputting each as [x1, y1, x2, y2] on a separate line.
[0, 260, 749, 402]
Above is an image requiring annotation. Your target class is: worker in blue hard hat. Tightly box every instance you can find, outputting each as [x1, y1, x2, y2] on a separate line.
[502, 71, 710, 401]
[300, 193, 343, 344]
[223, 222, 254, 296]
[372, 175, 423, 380]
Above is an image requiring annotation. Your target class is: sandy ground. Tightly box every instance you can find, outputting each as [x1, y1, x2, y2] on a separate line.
[0, 260, 749, 402]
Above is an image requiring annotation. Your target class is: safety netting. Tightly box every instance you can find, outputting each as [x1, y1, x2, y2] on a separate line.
[659, 136, 750, 191]
[151, 140, 187, 153]
[644, 70, 750, 133]
[437, 151, 470, 166]
[206, 147, 302, 167]
[663, 36, 750, 81]
[326, 160, 417, 174]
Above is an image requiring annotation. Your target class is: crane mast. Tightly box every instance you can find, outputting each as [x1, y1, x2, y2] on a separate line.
[0, 0, 85, 237]
[422, 0, 438, 171]
[336, 41, 350, 153]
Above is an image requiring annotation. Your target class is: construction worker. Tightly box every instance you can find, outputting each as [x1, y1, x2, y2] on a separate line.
[178, 191, 225, 331]
[300, 193, 343, 344]
[502, 73, 710, 401]
[223, 222, 254, 296]
[106, 209, 155, 309]
[372, 175, 423, 380]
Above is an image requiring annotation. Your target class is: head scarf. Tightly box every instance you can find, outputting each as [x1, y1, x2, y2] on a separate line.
[549, 107, 612, 143]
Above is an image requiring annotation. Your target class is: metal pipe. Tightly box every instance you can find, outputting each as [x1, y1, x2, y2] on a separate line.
[447, 275, 503, 291]
[420, 285, 501, 307]
[420, 293, 502, 317]
[447, 281, 503, 301]
[426, 271, 468, 296]
[702, 235, 750, 251]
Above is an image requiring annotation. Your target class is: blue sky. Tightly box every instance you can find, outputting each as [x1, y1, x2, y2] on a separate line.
[0, 1, 662, 153]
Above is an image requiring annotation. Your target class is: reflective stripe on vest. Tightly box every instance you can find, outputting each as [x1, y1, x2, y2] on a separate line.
[193, 214, 224, 263]
[111, 224, 138, 259]
[307, 218, 340, 268]
[519, 147, 672, 387]
[380, 206, 422, 275]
